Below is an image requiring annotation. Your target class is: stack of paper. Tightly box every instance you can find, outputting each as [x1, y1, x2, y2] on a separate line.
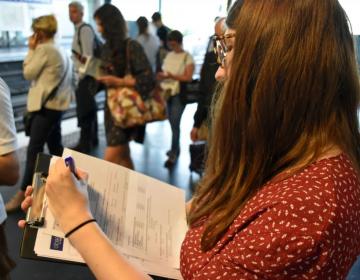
[33, 148, 187, 279]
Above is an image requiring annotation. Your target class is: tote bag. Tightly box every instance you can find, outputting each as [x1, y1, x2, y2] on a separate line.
[107, 41, 167, 128]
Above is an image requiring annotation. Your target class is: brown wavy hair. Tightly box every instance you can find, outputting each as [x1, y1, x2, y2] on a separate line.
[189, 0, 360, 252]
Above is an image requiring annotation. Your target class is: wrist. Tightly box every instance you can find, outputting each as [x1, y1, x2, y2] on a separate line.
[60, 210, 93, 234]
[65, 218, 97, 238]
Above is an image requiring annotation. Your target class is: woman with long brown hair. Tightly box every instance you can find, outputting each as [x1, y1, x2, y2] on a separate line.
[20, 0, 360, 279]
[94, 4, 154, 169]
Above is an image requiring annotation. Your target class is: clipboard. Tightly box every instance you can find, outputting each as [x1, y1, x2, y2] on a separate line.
[18, 149, 186, 279]
[19, 153, 83, 265]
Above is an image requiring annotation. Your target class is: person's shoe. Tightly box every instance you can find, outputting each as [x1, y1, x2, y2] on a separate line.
[70, 142, 92, 154]
[164, 153, 178, 169]
[166, 150, 180, 157]
[5, 191, 25, 213]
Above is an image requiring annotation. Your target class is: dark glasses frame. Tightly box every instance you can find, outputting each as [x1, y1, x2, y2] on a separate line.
[212, 33, 235, 67]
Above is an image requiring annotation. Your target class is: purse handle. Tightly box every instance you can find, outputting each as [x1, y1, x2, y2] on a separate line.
[181, 52, 189, 74]
[125, 39, 132, 75]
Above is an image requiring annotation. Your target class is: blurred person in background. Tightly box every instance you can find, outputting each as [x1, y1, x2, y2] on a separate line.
[5, 15, 72, 212]
[156, 30, 195, 168]
[69, 1, 100, 154]
[190, 17, 226, 142]
[136, 16, 160, 73]
[0, 78, 19, 279]
[94, 4, 154, 169]
[151, 12, 171, 72]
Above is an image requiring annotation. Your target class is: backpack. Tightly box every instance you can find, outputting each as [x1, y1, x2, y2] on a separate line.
[77, 23, 103, 58]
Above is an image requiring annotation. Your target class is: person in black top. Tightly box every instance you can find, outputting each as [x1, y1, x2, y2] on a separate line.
[151, 12, 171, 72]
[95, 4, 154, 169]
[151, 12, 171, 50]
[190, 17, 226, 142]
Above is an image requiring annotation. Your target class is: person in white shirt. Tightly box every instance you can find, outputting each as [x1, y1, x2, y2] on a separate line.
[136, 16, 160, 73]
[69, 1, 100, 153]
[0, 77, 19, 279]
[156, 30, 194, 168]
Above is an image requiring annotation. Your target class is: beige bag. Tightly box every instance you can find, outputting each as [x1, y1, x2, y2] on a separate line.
[160, 79, 179, 99]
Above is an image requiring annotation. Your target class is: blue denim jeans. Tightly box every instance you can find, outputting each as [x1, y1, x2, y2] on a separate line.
[167, 94, 186, 156]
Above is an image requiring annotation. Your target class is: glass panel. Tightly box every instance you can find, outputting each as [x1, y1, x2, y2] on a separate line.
[338, 1, 360, 69]
[0, 0, 95, 48]
[339, 0, 360, 35]
[161, 0, 227, 75]
[111, 0, 159, 21]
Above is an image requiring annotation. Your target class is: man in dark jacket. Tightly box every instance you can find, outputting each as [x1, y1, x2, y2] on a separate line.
[190, 17, 226, 141]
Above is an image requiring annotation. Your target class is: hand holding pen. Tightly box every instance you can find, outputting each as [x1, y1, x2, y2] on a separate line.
[45, 157, 92, 234]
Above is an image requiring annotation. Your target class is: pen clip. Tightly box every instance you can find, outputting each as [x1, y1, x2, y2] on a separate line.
[26, 172, 47, 228]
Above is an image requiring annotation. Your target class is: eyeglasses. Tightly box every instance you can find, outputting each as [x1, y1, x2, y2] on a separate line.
[213, 33, 235, 68]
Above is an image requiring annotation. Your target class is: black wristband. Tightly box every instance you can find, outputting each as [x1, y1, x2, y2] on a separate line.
[65, 218, 96, 238]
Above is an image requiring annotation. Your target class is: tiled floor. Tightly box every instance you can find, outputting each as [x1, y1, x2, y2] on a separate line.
[1, 104, 360, 279]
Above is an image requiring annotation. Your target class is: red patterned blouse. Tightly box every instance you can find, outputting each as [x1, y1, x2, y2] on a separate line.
[181, 154, 360, 279]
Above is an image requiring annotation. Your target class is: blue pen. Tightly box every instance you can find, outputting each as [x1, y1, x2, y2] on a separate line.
[64, 156, 80, 180]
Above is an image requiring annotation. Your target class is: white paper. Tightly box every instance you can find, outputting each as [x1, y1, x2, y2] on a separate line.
[78, 56, 103, 78]
[33, 149, 187, 279]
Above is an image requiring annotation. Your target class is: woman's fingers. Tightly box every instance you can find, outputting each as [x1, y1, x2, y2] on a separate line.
[21, 196, 32, 212]
[76, 168, 89, 181]
[25, 185, 33, 197]
[18, 220, 26, 229]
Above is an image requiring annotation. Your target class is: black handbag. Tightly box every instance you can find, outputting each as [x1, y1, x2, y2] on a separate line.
[189, 141, 207, 175]
[23, 59, 69, 136]
[180, 79, 201, 104]
[178, 52, 202, 104]
[23, 111, 35, 137]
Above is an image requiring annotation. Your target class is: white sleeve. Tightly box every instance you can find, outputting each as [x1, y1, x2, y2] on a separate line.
[0, 78, 17, 155]
[80, 25, 95, 57]
[185, 52, 194, 66]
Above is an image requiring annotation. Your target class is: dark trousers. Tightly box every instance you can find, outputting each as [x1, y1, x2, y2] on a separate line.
[0, 223, 15, 279]
[75, 76, 98, 145]
[167, 94, 186, 155]
[21, 108, 63, 191]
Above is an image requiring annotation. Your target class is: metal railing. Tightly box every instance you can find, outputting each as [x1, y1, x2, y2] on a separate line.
[0, 60, 105, 132]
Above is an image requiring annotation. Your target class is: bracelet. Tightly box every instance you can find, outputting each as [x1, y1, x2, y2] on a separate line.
[65, 218, 96, 238]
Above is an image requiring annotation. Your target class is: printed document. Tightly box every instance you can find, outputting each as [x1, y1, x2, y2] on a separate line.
[33, 149, 187, 279]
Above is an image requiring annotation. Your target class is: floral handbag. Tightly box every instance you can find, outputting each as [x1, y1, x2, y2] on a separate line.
[107, 83, 167, 128]
[107, 41, 167, 128]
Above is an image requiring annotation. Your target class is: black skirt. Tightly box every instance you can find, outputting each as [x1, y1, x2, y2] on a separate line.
[104, 103, 145, 146]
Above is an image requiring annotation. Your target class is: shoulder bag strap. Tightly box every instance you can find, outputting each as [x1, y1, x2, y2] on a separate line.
[41, 56, 69, 108]
[125, 39, 131, 75]
[77, 23, 86, 55]
[180, 52, 189, 74]
[77, 23, 95, 54]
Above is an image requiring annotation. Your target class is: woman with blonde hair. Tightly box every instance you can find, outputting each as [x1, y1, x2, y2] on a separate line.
[6, 15, 72, 212]
[20, 1, 360, 279]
